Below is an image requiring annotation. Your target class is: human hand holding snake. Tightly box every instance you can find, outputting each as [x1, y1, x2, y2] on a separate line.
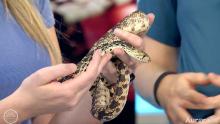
[103, 13, 155, 83]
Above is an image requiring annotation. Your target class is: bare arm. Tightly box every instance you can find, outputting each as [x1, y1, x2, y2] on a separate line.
[134, 36, 178, 106]
[49, 91, 101, 124]
[32, 114, 54, 124]
[114, 25, 213, 123]
[0, 94, 31, 124]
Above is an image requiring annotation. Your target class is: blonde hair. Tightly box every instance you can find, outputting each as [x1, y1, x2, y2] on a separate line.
[3, 0, 62, 65]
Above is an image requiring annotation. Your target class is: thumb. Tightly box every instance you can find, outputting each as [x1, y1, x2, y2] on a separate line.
[24, 64, 77, 86]
[197, 115, 220, 124]
[147, 13, 155, 26]
[208, 73, 220, 87]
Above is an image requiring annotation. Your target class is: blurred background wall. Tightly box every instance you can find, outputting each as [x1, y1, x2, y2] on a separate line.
[51, 0, 169, 123]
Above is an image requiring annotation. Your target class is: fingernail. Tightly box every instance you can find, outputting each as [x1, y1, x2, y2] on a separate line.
[209, 73, 217, 77]
[101, 50, 106, 56]
[113, 28, 122, 34]
[95, 49, 101, 55]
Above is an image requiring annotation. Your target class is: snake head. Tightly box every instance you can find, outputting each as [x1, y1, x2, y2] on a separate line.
[117, 11, 150, 36]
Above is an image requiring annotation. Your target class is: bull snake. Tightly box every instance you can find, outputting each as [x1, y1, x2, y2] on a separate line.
[59, 11, 150, 122]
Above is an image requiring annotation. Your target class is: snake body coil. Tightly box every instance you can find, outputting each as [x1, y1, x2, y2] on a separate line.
[59, 11, 150, 122]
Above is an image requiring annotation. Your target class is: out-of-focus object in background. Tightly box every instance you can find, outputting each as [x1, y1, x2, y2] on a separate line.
[51, 0, 132, 24]
[113, 0, 131, 5]
[81, 2, 136, 49]
[53, 11, 88, 63]
[51, 0, 112, 23]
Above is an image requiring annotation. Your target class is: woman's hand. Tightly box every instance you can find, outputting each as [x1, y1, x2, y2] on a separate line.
[3, 50, 111, 122]
[157, 73, 214, 124]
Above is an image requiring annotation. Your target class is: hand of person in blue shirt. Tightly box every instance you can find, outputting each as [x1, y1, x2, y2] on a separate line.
[157, 73, 215, 124]
[197, 73, 220, 124]
[101, 13, 155, 84]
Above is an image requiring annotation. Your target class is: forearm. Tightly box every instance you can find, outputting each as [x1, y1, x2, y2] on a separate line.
[32, 114, 54, 124]
[134, 63, 170, 106]
[134, 36, 178, 107]
[49, 91, 101, 124]
[0, 94, 32, 124]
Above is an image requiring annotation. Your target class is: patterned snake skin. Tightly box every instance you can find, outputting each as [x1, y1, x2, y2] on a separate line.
[59, 11, 151, 122]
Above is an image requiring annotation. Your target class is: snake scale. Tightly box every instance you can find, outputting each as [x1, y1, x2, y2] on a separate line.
[59, 11, 151, 122]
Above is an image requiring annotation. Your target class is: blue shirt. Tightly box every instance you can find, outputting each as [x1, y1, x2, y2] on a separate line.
[0, 0, 55, 123]
[138, 0, 220, 119]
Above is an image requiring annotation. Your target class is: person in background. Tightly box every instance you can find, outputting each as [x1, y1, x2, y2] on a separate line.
[0, 0, 112, 124]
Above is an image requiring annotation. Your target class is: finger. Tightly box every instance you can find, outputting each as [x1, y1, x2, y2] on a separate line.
[174, 106, 193, 124]
[102, 62, 117, 84]
[98, 53, 112, 73]
[183, 73, 210, 85]
[181, 100, 214, 110]
[197, 115, 220, 124]
[113, 28, 144, 49]
[208, 73, 220, 87]
[113, 48, 133, 66]
[206, 95, 220, 108]
[86, 50, 102, 75]
[166, 105, 187, 124]
[207, 73, 220, 108]
[65, 52, 111, 97]
[27, 64, 77, 85]
[166, 108, 179, 124]
[64, 50, 103, 89]
[179, 89, 209, 107]
[147, 13, 155, 26]
[215, 108, 220, 115]
[113, 48, 137, 71]
[102, 62, 117, 75]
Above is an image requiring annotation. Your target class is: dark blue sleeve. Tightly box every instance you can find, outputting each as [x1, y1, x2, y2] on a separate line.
[137, 0, 180, 47]
[34, 0, 55, 28]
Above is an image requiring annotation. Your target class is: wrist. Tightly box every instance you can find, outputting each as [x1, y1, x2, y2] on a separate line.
[154, 72, 177, 107]
[0, 92, 33, 123]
